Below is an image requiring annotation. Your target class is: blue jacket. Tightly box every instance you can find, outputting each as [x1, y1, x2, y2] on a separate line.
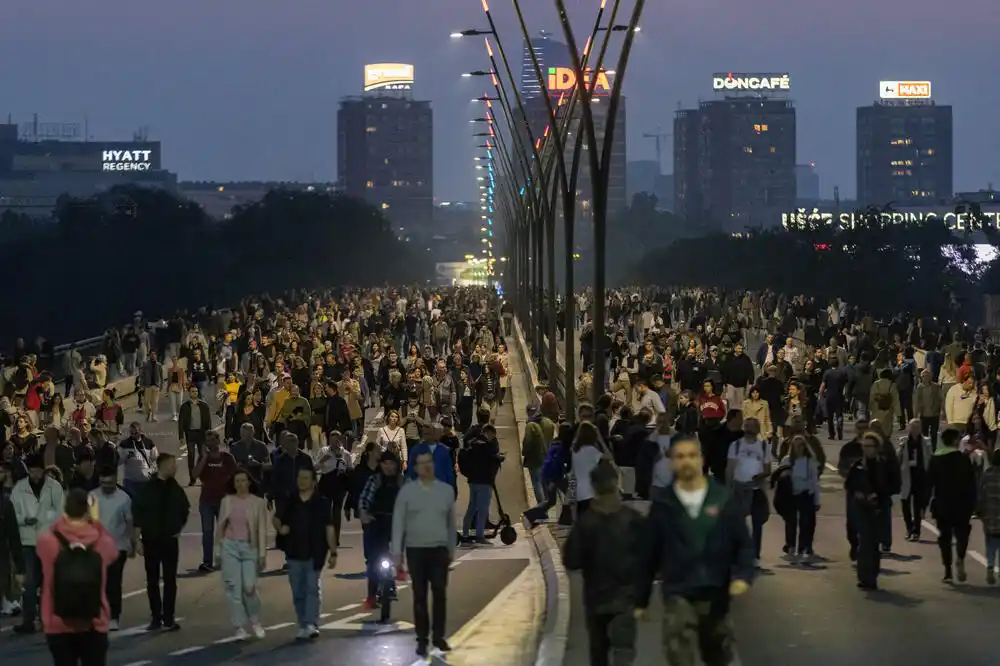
[636, 479, 754, 610]
[406, 441, 456, 487]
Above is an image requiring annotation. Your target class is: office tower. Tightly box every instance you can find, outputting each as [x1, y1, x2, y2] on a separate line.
[338, 65, 433, 228]
[675, 87, 796, 230]
[520, 31, 569, 98]
[856, 97, 952, 206]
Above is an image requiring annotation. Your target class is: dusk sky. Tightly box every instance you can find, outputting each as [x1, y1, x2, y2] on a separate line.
[2, 0, 996, 202]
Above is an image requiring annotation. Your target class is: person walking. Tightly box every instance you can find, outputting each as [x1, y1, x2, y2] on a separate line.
[178, 385, 213, 486]
[725, 417, 771, 566]
[194, 431, 237, 573]
[36, 488, 118, 666]
[563, 458, 641, 666]
[138, 352, 164, 423]
[132, 453, 189, 631]
[89, 466, 135, 630]
[214, 469, 268, 640]
[634, 436, 754, 665]
[898, 418, 932, 541]
[391, 450, 457, 658]
[273, 465, 337, 640]
[976, 448, 1000, 585]
[927, 427, 977, 582]
[458, 423, 501, 544]
[11, 454, 65, 634]
[779, 435, 822, 563]
[844, 431, 893, 590]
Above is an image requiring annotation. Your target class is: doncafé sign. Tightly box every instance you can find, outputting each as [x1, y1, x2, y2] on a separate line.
[546, 67, 612, 96]
[364, 63, 414, 92]
[713, 73, 790, 92]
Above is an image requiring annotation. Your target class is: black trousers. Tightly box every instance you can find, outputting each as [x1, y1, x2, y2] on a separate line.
[937, 518, 971, 568]
[106, 551, 128, 620]
[47, 629, 109, 666]
[143, 537, 179, 623]
[855, 504, 882, 586]
[407, 546, 450, 644]
[783, 493, 817, 553]
[585, 611, 637, 666]
[901, 476, 927, 537]
[184, 429, 207, 478]
[920, 416, 939, 449]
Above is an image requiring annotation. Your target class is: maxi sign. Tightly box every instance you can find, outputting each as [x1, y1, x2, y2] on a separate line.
[782, 209, 1000, 232]
[879, 80, 931, 100]
[546, 67, 612, 96]
[713, 73, 790, 92]
[102, 150, 154, 172]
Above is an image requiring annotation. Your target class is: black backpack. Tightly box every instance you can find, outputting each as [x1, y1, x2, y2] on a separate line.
[52, 531, 104, 621]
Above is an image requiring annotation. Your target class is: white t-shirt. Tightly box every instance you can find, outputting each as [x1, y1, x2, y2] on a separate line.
[727, 437, 771, 484]
[674, 484, 708, 518]
[572, 445, 605, 502]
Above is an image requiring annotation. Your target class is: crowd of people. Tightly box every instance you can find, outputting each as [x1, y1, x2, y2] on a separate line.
[0, 286, 519, 665]
[513, 287, 1000, 665]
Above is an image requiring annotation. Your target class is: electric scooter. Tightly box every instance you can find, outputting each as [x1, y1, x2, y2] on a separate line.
[377, 557, 396, 622]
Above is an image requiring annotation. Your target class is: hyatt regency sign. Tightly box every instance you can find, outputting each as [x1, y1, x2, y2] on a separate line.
[782, 209, 1000, 232]
[713, 73, 790, 92]
[102, 150, 153, 172]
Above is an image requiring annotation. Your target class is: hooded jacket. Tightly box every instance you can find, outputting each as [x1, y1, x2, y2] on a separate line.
[927, 446, 977, 523]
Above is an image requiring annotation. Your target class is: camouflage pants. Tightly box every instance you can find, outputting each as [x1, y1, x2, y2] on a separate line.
[661, 596, 736, 666]
[585, 612, 637, 666]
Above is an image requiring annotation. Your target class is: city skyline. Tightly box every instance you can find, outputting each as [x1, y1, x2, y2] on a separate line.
[2, 0, 996, 202]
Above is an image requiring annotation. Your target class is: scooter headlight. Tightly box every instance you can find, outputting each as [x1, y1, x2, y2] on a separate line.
[380, 559, 393, 570]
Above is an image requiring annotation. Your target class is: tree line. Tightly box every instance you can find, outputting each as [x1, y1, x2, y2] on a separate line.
[3, 186, 432, 345]
[625, 217, 991, 321]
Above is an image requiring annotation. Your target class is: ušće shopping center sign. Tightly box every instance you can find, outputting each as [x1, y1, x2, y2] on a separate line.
[782, 209, 1000, 232]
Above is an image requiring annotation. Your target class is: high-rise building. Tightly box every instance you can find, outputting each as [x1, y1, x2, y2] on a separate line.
[674, 79, 796, 230]
[856, 99, 952, 207]
[337, 64, 433, 228]
[520, 31, 568, 97]
[796, 163, 820, 201]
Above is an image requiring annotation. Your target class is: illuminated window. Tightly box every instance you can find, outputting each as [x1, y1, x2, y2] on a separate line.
[366, 126, 377, 133]
[381, 202, 390, 209]
[891, 170, 912, 177]
[743, 146, 753, 153]
[890, 160, 913, 167]
[923, 148, 936, 156]
[384, 158, 389, 165]
[890, 138, 913, 146]
[366, 180, 374, 188]
[769, 146, 776, 153]
[753, 124, 769, 134]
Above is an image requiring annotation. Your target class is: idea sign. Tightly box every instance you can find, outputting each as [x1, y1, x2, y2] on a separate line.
[879, 81, 931, 100]
[546, 67, 612, 96]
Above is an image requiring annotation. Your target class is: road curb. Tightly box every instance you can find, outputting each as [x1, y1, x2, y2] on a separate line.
[531, 524, 570, 666]
[511, 316, 540, 508]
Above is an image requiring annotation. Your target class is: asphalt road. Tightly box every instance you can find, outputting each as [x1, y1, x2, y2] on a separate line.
[542, 327, 1000, 666]
[0, 384, 531, 666]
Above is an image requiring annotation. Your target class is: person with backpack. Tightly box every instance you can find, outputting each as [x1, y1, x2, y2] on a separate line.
[35, 487, 118, 664]
[868, 369, 900, 435]
[726, 417, 772, 566]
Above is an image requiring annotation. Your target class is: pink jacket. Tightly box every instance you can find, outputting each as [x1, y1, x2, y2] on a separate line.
[37, 516, 119, 634]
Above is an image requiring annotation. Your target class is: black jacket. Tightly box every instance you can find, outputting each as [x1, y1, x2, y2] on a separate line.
[637, 480, 754, 611]
[844, 456, 893, 509]
[133, 476, 190, 541]
[928, 448, 977, 523]
[0, 495, 24, 578]
[563, 499, 644, 614]
[721, 354, 755, 388]
[178, 400, 212, 438]
[323, 395, 352, 434]
[458, 436, 501, 486]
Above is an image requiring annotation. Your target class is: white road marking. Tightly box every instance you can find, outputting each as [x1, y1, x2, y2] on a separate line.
[111, 617, 186, 640]
[120, 661, 153, 666]
[319, 611, 373, 630]
[264, 621, 296, 630]
[168, 646, 206, 656]
[335, 603, 362, 612]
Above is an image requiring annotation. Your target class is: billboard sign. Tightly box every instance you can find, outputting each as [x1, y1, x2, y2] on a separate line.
[102, 148, 155, 172]
[18, 122, 81, 141]
[364, 63, 414, 92]
[546, 67, 612, 96]
[712, 73, 790, 92]
[879, 80, 931, 99]
[781, 208, 997, 232]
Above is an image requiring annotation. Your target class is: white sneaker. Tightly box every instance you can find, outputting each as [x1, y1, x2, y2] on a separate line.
[295, 627, 309, 640]
[307, 624, 319, 638]
[252, 623, 265, 639]
[234, 627, 249, 641]
[753, 558, 762, 569]
[109, 619, 120, 631]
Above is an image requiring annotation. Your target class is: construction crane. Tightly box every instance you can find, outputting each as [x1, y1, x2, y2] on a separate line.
[642, 128, 671, 174]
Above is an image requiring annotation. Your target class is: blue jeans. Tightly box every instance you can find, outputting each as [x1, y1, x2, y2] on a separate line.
[528, 467, 546, 503]
[287, 559, 321, 627]
[462, 483, 493, 539]
[200, 501, 220, 565]
[986, 532, 1000, 571]
[220, 539, 262, 627]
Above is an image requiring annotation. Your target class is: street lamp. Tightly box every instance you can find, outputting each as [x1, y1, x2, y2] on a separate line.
[471, 96, 500, 102]
[451, 29, 492, 38]
[462, 71, 493, 77]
